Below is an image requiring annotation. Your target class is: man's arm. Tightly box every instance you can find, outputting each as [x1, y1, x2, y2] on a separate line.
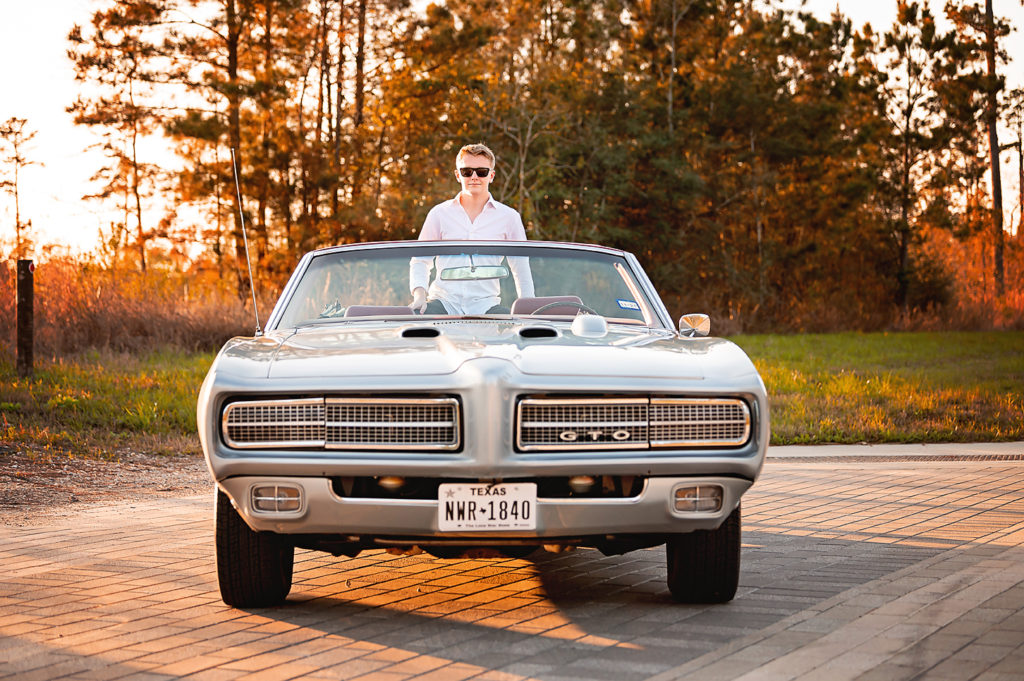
[409, 208, 442, 311]
[507, 212, 534, 297]
[508, 256, 535, 298]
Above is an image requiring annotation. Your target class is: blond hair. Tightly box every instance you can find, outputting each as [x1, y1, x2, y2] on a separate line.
[456, 143, 495, 167]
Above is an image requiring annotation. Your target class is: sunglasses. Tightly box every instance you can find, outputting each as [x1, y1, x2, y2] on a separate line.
[458, 167, 492, 178]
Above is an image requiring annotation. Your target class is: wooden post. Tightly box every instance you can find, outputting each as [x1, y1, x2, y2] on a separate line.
[16, 259, 33, 377]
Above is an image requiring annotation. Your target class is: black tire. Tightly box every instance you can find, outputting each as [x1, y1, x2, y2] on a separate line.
[216, 489, 294, 607]
[666, 504, 740, 603]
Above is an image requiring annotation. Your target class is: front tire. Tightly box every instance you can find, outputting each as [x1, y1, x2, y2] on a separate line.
[666, 504, 740, 603]
[216, 489, 294, 607]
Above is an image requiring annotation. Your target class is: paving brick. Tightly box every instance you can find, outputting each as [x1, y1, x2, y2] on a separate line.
[5, 458, 1024, 681]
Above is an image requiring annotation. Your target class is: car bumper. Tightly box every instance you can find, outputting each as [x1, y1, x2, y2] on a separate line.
[218, 475, 752, 538]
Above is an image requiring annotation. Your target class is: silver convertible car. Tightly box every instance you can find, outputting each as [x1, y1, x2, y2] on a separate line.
[198, 240, 768, 607]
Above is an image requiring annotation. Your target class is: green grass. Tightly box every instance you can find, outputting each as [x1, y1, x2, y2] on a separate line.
[1, 331, 1022, 459]
[733, 331, 1024, 445]
[0, 349, 214, 460]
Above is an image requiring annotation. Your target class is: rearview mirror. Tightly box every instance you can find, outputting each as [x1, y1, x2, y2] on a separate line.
[440, 265, 510, 281]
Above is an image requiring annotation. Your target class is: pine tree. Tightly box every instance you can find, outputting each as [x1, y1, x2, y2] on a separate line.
[0, 117, 39, 260]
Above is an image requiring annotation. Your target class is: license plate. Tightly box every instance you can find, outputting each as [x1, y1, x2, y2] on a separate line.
[438, 482, 537, 531]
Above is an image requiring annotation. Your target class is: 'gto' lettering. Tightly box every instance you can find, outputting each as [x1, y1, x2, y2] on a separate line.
[558, 429, 634, 442]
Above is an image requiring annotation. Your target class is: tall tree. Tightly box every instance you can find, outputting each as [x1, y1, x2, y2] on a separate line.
[1005, 88, 1024, 242]
[875, 1, 952, 310]
[68, 0, 165, 272]
[0, 117, 39, 260]
[945, 0, 1011, 296]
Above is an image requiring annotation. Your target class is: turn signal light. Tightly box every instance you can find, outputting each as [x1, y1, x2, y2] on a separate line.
[252, 485, 302, 512]
[674, 485, 723, 512]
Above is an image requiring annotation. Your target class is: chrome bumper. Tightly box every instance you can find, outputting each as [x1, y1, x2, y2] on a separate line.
[218, 475, 752, 538]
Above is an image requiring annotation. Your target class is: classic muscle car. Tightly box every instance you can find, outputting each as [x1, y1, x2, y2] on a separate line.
[198, 240, 769, 607]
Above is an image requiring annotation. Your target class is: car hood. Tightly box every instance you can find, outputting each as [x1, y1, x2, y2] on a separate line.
[213, 322, 759, 381]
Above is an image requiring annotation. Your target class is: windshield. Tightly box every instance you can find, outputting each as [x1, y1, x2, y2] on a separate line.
[273, 244, 662, 329]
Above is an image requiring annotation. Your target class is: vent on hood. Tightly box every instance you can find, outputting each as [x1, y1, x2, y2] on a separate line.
[401, 327, 441, 338]
[519, 326, 558, 339]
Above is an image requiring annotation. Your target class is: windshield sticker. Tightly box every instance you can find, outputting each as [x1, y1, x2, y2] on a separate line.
[617, 299, 641, 311]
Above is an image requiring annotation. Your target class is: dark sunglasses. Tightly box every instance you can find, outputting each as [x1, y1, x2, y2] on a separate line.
[458, 167, 491, 178]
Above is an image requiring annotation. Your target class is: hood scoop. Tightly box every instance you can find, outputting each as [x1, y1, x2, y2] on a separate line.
[401, 326, 441, 338]
[519, 325, 559, 339]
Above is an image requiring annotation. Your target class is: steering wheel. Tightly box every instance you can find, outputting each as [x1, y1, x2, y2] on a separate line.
[528, 300, 599, 316]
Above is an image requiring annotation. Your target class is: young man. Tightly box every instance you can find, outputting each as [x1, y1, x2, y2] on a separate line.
[409, 143, 534, 314]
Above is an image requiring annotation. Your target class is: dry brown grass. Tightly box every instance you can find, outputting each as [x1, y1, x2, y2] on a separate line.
[1, 257, 258, 357]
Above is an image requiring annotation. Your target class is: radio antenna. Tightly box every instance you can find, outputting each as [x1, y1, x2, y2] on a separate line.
[230, 147, 262, 335]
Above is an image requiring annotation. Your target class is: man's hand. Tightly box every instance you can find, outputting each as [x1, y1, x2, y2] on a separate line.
[410, 287, 427, 313]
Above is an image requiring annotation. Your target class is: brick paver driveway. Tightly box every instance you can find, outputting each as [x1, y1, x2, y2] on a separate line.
[2, 456, 1024, 681]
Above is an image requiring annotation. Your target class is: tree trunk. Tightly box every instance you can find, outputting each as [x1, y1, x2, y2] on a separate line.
[984, 0, 1004, 297]
[333, 0, 345, 216]
[226, 0, 247, 300]
[1018, 139, 1023, 243]
[13, 149, 20, 259]
[354, 0, 367, 130]
[256, 0, 274, 267]
[668, 0, 677, 138]
[131, 121, 146, 272]
[350, 0, 368, 201]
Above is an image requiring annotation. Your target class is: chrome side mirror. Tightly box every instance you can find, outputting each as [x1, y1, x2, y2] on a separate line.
[678, 313, 710, 338]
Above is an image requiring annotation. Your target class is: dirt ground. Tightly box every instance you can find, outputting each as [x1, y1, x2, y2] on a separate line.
[0, 447, 210, 525]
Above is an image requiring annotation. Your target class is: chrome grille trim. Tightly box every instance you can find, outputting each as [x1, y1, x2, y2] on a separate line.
[650, 398, 751, 447]
[222, 397, 460, 451]
[325, 398, 460, 451]
[222, 398, 325, 449]
[518, 398, 650, 451]
[516, 397, 751, 451]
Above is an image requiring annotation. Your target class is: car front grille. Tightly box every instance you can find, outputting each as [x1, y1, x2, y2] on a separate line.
[517, 397, 750, 451]
[325, 399, 460, 450]
[518, 398, 649, 450]
[222, 397, 460, 451]
[222, 398, 326, 448]
[649, 399, 751, 447]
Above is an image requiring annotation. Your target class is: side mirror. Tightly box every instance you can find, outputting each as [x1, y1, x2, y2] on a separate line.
[678, 313, 710, 338]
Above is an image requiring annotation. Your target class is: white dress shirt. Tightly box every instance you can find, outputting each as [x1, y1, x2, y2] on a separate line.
[410, 194, 535, 314]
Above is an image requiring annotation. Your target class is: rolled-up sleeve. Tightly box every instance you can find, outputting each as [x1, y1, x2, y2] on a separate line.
[410, 257, 432, 293]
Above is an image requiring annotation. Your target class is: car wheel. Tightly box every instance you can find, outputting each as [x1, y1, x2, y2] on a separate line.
[216, 489, 294, 607]
[666, 504, 740, 603]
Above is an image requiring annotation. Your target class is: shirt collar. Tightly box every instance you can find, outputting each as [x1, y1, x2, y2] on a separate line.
[450, 193, 497, 210]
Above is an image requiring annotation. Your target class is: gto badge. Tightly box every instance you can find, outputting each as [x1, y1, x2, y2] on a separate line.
[559, 429, 633, 442]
